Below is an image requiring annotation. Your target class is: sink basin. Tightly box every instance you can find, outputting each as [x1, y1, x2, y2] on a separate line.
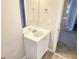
[32, 30, 43, 37]
[23, 26, 50, 42]
[23, 26, 43, 37]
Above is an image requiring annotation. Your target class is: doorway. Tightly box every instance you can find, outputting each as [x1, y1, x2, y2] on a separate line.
[56, 0, 77, 59]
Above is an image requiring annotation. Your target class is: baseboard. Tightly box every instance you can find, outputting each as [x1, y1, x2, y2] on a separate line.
[48, 49, 67, 59]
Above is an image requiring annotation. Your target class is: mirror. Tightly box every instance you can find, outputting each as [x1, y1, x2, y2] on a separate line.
[24, 0, 39, 26]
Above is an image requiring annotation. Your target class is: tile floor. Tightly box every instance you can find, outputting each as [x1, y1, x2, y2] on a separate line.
[43, 41, 77, 59]
[42, 50, 65, 59]
[56, 41, 77, 59]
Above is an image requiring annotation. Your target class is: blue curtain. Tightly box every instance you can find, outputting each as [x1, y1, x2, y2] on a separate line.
[66, 0, 77, 31]
[20, 0, 26, 28]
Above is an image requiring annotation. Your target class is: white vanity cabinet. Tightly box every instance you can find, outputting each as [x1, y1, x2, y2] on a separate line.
[23, 26, 50, 59]
[24, 34, 50, 59]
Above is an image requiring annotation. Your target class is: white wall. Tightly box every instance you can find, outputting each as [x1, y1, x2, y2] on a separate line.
[25, 0, 65, 52]
[1, 0, 24, 59]
[38, 0, 65, 52]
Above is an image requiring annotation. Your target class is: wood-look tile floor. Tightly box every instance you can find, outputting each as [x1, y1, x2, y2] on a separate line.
[56, 41, 77, 59]
[42, 51, 65, 59]
[42, 41, 77, 59]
